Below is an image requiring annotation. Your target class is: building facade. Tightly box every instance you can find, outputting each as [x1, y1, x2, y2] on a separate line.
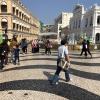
[0, 0, 40, 41]
[70, 4, 100, 44]
[54, 12, 73, 40]
[41, 24, 55, 33]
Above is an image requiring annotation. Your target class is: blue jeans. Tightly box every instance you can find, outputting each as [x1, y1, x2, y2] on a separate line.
[13, 56, 19, 64]
[0, 55, 5, 69]
[55, 66, 70, 81]
[50, 66, 70, 85]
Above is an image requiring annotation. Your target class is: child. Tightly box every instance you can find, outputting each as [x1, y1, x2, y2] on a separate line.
[13, 45, 20, 65]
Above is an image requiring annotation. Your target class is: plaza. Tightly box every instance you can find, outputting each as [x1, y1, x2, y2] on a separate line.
[0, 0, 100, 100]
[0, 50, 100, 100]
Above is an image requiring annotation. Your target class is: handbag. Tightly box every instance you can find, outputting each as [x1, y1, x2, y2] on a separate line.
[58, 58, 69, 70]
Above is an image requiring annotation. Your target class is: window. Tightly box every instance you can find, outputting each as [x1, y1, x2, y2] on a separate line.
[78, 20, 81, 28]
[20, 25, 21, 30]
[75, 20, 77, 29]
[22, 26, 24, 31]
[16, 9, 19, 16]
[16, 24, 19, 30]
[97, 16, 100, 25]
[1, 18, 8, 28]
[90, 16, 93, 26]
[13, 23, 15, 29]
[24, 15, 26, 21]
[22, 14, 24, 19]
[96, 33, 100, 41]
[85, 18, 88, 27]
[19, 12, 21, 18]
[13, 7, 15, 14]
[1, 2, 7, 12]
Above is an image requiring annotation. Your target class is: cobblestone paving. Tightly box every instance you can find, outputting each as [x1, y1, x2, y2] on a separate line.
[0, 50, 100, 100]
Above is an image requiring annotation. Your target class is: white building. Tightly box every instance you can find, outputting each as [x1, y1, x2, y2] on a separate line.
[54, 12, 73, 40]
[70, 4, 100, 44]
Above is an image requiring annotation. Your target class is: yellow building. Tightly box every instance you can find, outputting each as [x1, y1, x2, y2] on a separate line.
[0, 0, 40, 41]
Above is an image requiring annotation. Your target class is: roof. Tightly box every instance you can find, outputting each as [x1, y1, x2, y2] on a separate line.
[39, 32, 57, 36]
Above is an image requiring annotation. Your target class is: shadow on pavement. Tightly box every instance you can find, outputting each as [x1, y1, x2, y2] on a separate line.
[0, 75, 100, 100]
[20, 58, 57, 61]
[3, 65, 56, 72]
[70, 56, 86, 59]
[69, 53, 80, 56]
[70, 68, 100, 81]
[3, 64, 100, 81]
[71, 61, 100, 66]
[70, 56, 100, 59]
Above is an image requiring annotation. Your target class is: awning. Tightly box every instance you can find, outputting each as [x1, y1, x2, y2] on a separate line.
[1, 18, 8, 22]
[1, 1, 7, 5]
[39, 32, 57, 36]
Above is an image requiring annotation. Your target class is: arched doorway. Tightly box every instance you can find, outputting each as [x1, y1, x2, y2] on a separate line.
[95, 33, 100, 44]
[1, 1, 7, 12]
[1, 18, 8, 28]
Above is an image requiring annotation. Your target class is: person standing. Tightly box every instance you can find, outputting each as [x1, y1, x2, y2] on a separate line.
[3, 40, 10, 65]
[31, 39, 36, 53]
[36, 39, 39, 53]
[87, 40, 92, 58]
[0, 43, 5, 69]
[0, 34, 10, 69]
[44, 39, 48, 55]
[13, 45, 20, 65]
[47, 40, 52, 55]
[20, 38, 28, 54]
[49, 39, 71, 85]
[0, 42, 9, 68]
[9, 35, 18, 63]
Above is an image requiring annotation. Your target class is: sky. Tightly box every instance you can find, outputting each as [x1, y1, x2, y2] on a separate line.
[21, 0, 100, 24]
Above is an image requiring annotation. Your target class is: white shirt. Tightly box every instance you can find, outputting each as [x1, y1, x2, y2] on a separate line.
[58, 45, 68, 59]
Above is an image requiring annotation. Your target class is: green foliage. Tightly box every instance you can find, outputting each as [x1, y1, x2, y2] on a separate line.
[0, 34, 3, 45]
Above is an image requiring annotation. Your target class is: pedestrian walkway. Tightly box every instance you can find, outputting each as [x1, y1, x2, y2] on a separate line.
[0, 50, 100, 100]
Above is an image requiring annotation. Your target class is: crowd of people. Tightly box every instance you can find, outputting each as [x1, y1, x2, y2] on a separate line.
[31, 39, 39, 53]
[0, 33, 53, 70]
[0, 35, 20, 69]
[0, 35, 30, 69]
[44, 39, 52, 55]
[0, 32, 94, 86]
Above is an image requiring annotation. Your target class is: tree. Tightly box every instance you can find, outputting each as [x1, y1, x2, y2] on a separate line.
[40, 21, 44, 32]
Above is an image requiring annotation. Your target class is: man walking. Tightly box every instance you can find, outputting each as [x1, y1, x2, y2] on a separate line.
[80, 39, 87, 58]
[49, 39, 71, 85]
[87, 40, 92, 58]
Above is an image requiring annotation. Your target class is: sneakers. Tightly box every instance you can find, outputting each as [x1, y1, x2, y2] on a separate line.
[49, 74, 59, 85]
[66, 78, 72, 82]
[49, 80, 59, 85]
[66, 79, 70, 82]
